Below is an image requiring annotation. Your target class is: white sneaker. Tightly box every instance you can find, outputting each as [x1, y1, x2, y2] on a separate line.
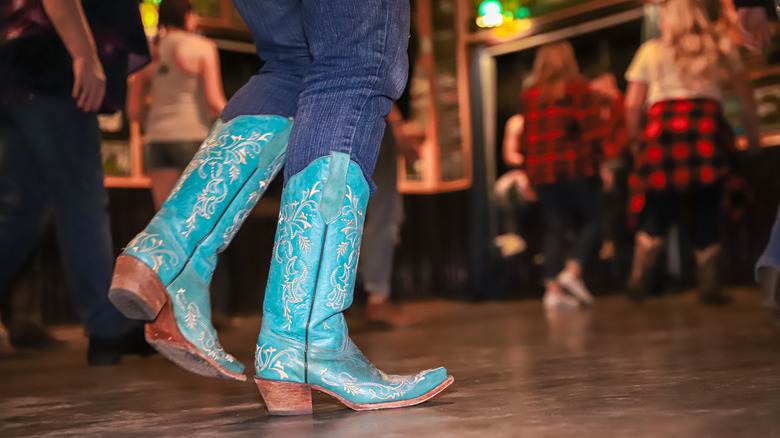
[557, 270, 594, 305]
[543, 291, 581, 310]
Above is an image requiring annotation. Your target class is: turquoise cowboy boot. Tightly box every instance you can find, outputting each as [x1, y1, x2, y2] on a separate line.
[109, 115, 292, 381]
[253, 152, 453, 415]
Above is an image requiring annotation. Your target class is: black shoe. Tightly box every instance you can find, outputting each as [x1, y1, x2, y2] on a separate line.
[8, 322, 65, 350]
[87, 327, 156, 366]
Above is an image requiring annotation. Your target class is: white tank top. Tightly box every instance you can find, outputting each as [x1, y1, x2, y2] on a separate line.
[144, 31, 212, 143]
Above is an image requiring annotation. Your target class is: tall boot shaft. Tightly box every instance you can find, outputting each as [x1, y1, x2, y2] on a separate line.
[125, 115, 291, 287]
[696, 244, 728, 305]
[110, 115, 292, 380]
[261, 152, 365, 350]
[256, 152, 452, 414]
[627, 232, 665, 302]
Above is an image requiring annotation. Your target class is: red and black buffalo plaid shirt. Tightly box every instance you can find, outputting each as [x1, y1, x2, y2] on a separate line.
[628, 98, 736, 214]
[601, 94, 628, 163]
[519, 79, 608, 186]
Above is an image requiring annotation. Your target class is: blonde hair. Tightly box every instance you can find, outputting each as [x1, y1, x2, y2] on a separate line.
[528, 41, 582, 101]
[660, 0, 734, 89]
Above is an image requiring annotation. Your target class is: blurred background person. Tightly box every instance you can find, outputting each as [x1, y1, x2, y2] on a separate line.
[589, 72, 632, 289]
[513, 40, 612, 310]
[495, 112, 535, 260]
[624, 0, 760, 305]
[0, 0, 152, 364]
[127, 0, 226, 210]
[360, 106, 421, 327]
[731, 0, 774, 53]
[758, 213, 780, 326]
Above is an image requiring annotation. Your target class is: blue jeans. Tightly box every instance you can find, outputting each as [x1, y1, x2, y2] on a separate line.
[757, 204, 780, 279]
[0, 95, 131, 338]
[221, 0, 410, 194]
[535, 178, 602, 281]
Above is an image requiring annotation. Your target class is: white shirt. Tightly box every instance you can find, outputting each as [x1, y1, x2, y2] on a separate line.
[625, 39, 742, 105]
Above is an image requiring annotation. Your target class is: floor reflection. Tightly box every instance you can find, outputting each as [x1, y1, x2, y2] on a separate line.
[2, 288, 780, 437]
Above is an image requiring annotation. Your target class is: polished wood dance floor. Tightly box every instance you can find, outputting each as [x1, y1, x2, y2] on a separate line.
[2, 287, 780, 437]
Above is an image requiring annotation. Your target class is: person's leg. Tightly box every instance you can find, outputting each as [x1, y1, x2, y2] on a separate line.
[4, 246, 63, 349]
[7, 95, 152, 364]
[627, 191, 675, 302]
[144, 141, 203, 210]
[536, 184, 568, 282]
[109, 1, 309, 379]
[254, 0, 451, 414]
[221, 0, 309, 121]
[362, 133, 401, 299]
[0, 103, 55, 349]
[757, 204, 780, 325]
[282, 0, 411, 194]
[690, 183, 727, 304]
[0, 104, 48, 298]
[535, 183, 579, 309]
[360, 130, 415, 326]
[557, 178, 601, 305]
[17, 96, 130, 338]
[147, 169, 181, 210]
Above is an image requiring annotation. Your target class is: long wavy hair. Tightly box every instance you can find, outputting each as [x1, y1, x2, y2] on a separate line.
[660, 0, 734, 89]
[527, 40, 582, 101]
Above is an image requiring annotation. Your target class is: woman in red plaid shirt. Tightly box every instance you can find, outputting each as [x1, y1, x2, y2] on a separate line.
[509, 41, 616, 310]
[624, 0, 760, 304]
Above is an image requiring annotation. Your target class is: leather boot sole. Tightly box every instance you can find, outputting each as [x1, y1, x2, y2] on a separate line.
[255, 375, 454, 415]
[109, 255, 246, 381]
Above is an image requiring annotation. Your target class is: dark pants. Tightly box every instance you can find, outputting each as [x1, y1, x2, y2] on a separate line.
[535, 178, 602, 281]
[359, 129, 402, 297]
[639, 184, 722, 251]
[0, 95, 131, 338]
[221, 0, 410, 195]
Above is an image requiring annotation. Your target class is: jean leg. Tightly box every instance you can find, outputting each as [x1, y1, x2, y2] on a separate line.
[757, 204, 780, 280]
[0, 105, 48, 296]
[221, 0, 310, 120]
[286, 0, 410, 193]
[536, 184, 569, 281]
[359, 131, 402, 297]
[17, 96, 130, 338]
[571, 178, 603, 266]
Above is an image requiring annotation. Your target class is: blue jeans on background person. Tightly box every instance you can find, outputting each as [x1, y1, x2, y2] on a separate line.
[221, 0, 410, 195]
[0, 95, 132, 340]
[535, 177, 602, 281]
[757, 204, 780, 277]
[757, 204, 780, 323]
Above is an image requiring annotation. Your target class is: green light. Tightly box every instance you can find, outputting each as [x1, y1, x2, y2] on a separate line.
[516, 6, 530, 19]
[479, 0, 502, 17]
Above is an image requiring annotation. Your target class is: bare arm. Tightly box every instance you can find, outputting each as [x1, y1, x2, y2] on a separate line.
[624, 81, 648, 154]
[126, 66, 152, 123]
[199, 39, 227, 118]
[42, 0, 105, 112]
[126, 68, 152, 163]
[502, 114, 525, 167]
